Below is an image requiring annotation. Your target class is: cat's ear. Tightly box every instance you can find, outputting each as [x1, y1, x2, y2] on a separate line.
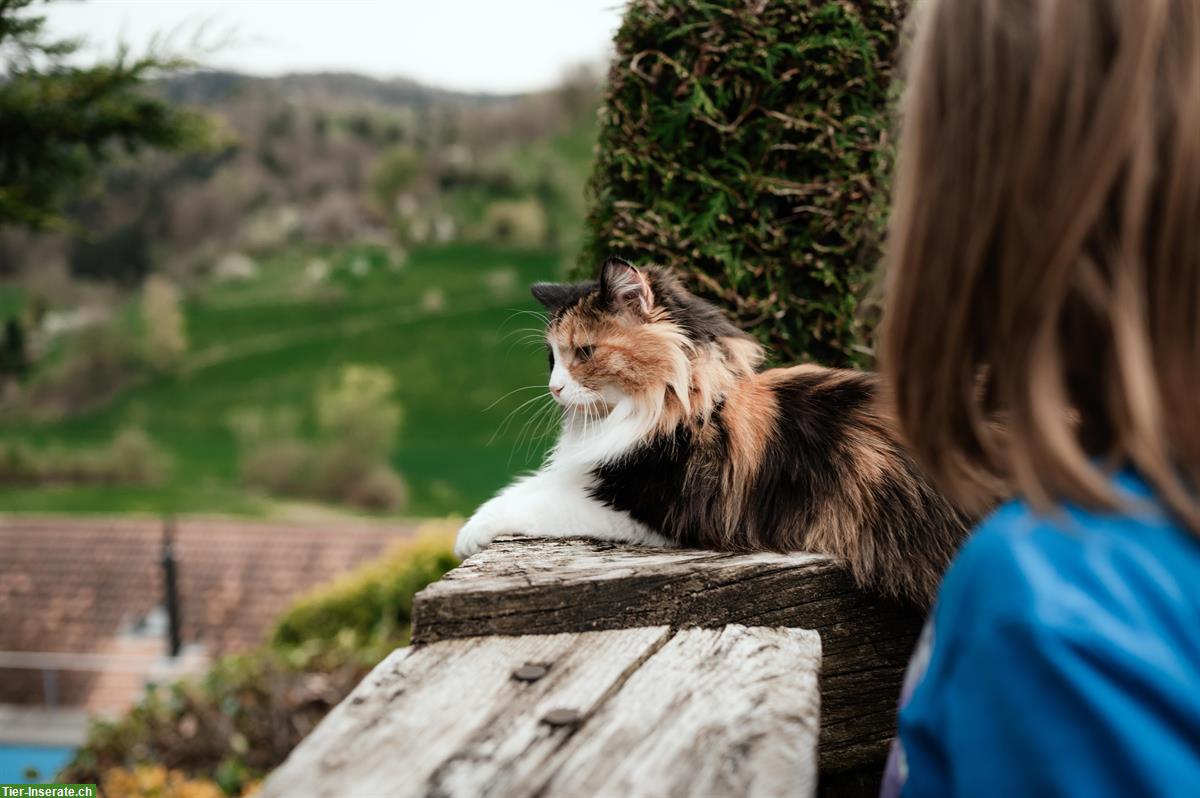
[531, 282, 576, 312]
[600, 256, 654, 315]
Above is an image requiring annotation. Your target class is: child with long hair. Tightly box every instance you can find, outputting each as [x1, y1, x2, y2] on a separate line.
[879, 0, 1200, 794]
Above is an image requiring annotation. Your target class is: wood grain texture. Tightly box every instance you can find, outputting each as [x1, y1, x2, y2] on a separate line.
[261, 628, 670, 798]
[412, 536, 923, 773]
[260, 625, 821, 798]
[541, 625, 821, 798]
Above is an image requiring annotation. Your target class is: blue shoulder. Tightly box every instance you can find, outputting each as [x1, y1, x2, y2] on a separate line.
[899, 472, 1200, 798]
[935, 471, 1199, 637]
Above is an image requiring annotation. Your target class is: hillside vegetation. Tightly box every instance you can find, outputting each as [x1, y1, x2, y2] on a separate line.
[0, 64, 598, 517]
[0, 242, 563, 516]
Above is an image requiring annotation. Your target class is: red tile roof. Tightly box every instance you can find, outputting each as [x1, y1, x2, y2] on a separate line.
[0, 516, 415, 708]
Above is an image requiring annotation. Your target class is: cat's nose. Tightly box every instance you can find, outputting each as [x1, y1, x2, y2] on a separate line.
[549, 384, 564, 398]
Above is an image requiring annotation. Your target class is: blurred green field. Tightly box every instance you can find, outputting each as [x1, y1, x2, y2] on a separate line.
[0, 242, 565, 517]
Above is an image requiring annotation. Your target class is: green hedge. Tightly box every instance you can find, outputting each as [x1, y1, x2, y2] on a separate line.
[580, 0, 908, 367]
[272, 526, 459, 651]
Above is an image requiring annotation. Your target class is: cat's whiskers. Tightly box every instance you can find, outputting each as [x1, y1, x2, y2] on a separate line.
[512, 395, 562, 466]
[573, 403, 591, 442]
[488, 391, 553, 445]
[483, 384, 548, 413]
[501, 327, 550, 356]
[507, 395, 553, 465]
[529, 397, 559, 445]
[526, 400, 562, 462]
[583, 403, 602, 444]
[501, 325, 547, 340]
[501, 309, 550, 329]
[559, 396, 612, 452]
[501, 328, 549, 345]
[553, 394, 660, 471]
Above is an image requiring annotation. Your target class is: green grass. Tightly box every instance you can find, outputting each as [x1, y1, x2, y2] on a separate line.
[0, 242, 568, 517]
[0, 284, 25, 319]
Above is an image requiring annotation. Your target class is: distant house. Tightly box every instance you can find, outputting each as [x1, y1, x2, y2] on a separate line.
[0, 516, 412, 767]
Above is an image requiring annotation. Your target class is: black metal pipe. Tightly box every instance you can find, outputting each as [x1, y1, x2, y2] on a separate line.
[161, 517, 182, 658]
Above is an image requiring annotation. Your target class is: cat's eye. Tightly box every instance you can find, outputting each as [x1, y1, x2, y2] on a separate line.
[575, 345, 595, 363]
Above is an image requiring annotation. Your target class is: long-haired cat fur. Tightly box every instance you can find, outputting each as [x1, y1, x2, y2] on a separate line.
[455, 257, 972, 605]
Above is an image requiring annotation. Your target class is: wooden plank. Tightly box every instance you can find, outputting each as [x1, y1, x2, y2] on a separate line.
[260, 625, 821, 798]
[260, 628, 670, 798]
[412, 536, 922, 773]
[537, 625, 821, 798]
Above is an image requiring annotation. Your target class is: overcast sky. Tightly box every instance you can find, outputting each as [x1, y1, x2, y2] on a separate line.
[41, 0, 627, 94]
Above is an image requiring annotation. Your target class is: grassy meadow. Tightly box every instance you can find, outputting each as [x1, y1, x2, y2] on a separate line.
[0, 242, 563, 517]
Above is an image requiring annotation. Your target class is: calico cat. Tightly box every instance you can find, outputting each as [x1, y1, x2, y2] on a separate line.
[455, 257, 972, 604]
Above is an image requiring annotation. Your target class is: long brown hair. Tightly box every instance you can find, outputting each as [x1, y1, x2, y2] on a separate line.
[881, 0, 1200, 529]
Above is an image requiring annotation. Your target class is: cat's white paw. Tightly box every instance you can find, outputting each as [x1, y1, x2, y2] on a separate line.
[454, 513, 506, 560]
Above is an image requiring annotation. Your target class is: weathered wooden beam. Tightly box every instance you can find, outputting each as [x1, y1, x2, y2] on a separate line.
[412, 537, 923, 776]
[543, 625, 821, 798]
[260, 625, 822, 798]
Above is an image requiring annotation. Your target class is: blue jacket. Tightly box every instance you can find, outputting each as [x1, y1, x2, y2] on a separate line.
[882, 470, 1200, 797]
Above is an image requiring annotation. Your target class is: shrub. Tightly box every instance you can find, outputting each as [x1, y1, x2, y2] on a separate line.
[90, 426, 173, 485]
[141, 275, 189, 372]
[0, 316, 29, 378]
[61, 645, 370, 797]
[309, 365, 407, 510]
[238, 438, 314, 497]
[23, 321, 145, 417]
[484, 198, 549, 248]
[228, 408, 313, 496]
[580, 0, 908, 368]
[0, 440, 40, 484]
[273, 524, 459, 651]
[0, 425, 170, 486]
[314, 365, 402, 462]
[370, 144, 422, 214]
[100, 765, 227, 798]
[330, 460, 407, 511]
[229, 366, 408, 511]
[69, 222, 154, 287]
[301, 190, 368, 244]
